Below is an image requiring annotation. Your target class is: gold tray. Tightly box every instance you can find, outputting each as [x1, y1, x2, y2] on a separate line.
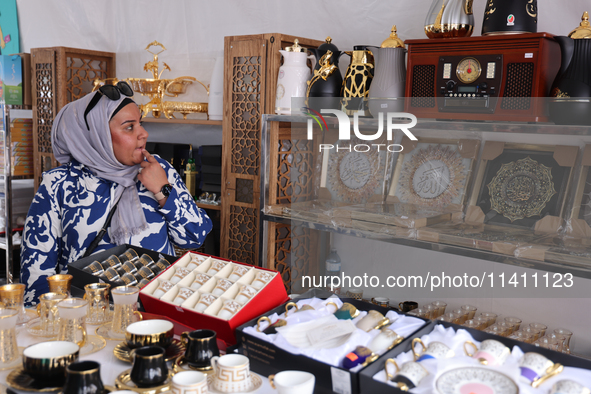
[114, 339, 185, 363]
[6, 367, 63, 392]
[115, 368, 173, 394]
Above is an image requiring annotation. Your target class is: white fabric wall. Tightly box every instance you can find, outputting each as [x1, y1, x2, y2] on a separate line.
[16, 0, 591, 355]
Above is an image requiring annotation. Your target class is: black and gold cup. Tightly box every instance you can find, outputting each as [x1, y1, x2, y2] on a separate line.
[22, 341, 80, 382]
[130, 346, 169, 388]
[180, 329, 220, 370]
[63, 361, 104, 394]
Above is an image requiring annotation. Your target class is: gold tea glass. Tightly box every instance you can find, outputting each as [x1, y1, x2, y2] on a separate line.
[422, 304, 437, 320]
[37, 292, 67, 336]
[452, 308, 468, 324]
[479, 312, 497, 327]
[0, 283, 27, 324]
[57, 298, 88, 348]
[83, 283, 111, 325]
[554, 328, 573, 354]
[519, 326, 542, 341]
[110, 286, 142, 338]
[431, 300, 447, 317]
[461, 305, 477, 320]
[529, 322, 547, 336]
[118, 248, 139, 265]
[47, 274, 73, 296]
[503, 316, 522, 333]
[0, 307, 19, 364]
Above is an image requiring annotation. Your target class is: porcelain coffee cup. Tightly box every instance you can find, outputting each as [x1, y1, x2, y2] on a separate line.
[63, 361, 104, 394]
[385, 360, 428, 390]
[125, 319, 174, 349]
[190, 274, 212, 291]
[153, 280, 175, 298]
[520, 352, 563, 386]
[334, 302, 360, 320]
[356, 310, 389, 332]
[228, 264, 250, 281]
[173, 287, 195, 306]
[22, 341, 80, 381]
[412, 338, 454, 361]
[194, 293, 218, 313]
[234, 285, 257, 305]
[211, 354, 251, 393]
[172, 371, 208, 394]
[181, 329, 220, 370]
[217, 300, 242, 320]
[464, 339, 510, 366]
[550, 380, 590, 394]
[212, 279, 233, 297]
[251, 270, 274, 290]
[130, 346, 169, 388]
[368, 328, 404, 354]
[269, 370, 315, 394]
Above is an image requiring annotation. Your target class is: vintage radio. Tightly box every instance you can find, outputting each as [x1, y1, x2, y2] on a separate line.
[404, 33, 560, 122]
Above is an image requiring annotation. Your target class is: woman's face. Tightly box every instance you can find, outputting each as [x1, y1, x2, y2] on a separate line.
[109, 103, 148, 166]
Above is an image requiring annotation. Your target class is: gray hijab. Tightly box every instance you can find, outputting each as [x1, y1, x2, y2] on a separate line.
[51, 91, 148, 246]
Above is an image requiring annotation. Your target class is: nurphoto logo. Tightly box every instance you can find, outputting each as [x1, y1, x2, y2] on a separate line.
[304, 108, 418, 153]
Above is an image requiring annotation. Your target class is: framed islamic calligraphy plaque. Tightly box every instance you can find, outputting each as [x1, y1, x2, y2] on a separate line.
[389, 138, 480, 209]
[471, 142, 576, 230]
[324, 136, 388, 204]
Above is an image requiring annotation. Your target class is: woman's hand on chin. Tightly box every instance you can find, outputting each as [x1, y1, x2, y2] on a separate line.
[137, 149, 169, 195]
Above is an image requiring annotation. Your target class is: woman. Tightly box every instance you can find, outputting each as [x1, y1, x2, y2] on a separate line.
[20, 82, 212, 305]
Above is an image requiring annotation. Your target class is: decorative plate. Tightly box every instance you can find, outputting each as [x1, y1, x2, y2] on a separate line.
[113, 339, 185, 363]
[326, 137, 385, 204]
[115, 369, 172, 394]
[436, 367, 519, 394]
[398, 144, 468, 207]
[6, 367, 64, 392]
[487, 156, 556, 222]
[206, 373, 262, 394]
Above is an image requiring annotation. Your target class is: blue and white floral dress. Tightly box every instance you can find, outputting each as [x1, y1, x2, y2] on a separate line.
[20, 156, 212, 305]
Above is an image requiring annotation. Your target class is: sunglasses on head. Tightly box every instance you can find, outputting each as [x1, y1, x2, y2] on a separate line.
[84, 81, 134, 130]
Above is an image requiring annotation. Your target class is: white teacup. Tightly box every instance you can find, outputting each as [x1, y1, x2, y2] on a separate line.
[269, 370, 315, 394]
[550, 380, 590, 394]
[173, 287, 195, 306]
[356, 310, 389, 332]
[153, 280, 175, 298]
[385, 360, 428, 390]
[206, 260, 227, 276]
[186, 255, 208, 271]
[412, 338, 454, 361]
[171, 267, 192, 284]
[212, 279, 233, 297]
[368, 328, 403, 354]
[520, 352, 562, 385]
[211, 354, 251, 393]
[228, 264, 250, 282]
[217, 300, 242, 320]
[235, 285, 257, 305]
[190, 274, 212, 291]
[172, 371, 208, 394]
[464, 339, 510, 366]
[194, 293, 218, 313]
[251, 271, 274, 290]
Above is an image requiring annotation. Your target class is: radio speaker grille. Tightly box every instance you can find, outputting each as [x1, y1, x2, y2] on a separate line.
[411, 65, 436, 108]
[501, 62, 534, 110]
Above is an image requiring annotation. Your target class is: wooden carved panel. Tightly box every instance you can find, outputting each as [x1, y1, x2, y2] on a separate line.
[231, 56, 261, 176]
[228, 205, 258, 264]
[65, 57, 109, 102]
[277, 138, 314, 204]
[273, 223, 317, 294]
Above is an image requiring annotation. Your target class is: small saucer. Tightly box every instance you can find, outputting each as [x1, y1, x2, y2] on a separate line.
[115, 368, 172, 394]
[26, 317, 58, 338]
[95, 322, 126, 341]
[79, 335, 107, 356]
[6, 366, 64, 392]
[173, 356, 214, 373]
[0, 347, 24, 371]
[114, 339, 185, 363]
[85, 308, 113, 325]
[17, 309, 37, 326]
[206, 374, 262, 394]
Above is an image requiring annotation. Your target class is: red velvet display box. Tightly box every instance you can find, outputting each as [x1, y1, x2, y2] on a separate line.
[139, 252, 289, 345]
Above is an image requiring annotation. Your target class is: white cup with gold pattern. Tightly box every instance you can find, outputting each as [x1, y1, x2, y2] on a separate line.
[173, 287, 195, 306]
[211, 354, 251, 393]
[520, 352, 563, 387]
[412, 338, 454, 362]
[235, 285, 257, 305]
[356, 310, 389, 332]
[385, 360, 428, 390]
[207, 260, 227, 276]
[153, 280, 175, 298]
[251, 271, 274, 290]
[464, 339, 510, 366]
[57, 298, 88, 348]
[195, 293, 218, 313]
[191, 274, 212, 291]
[550, 380, 590, 394]
[172, 370, 208, 394]
[186, 255, 207, 271]
[0, 307, 19, 364]
[212, 279, 233, 297]
[171, 267, 193, 284]
[217, 300, 242, 320]
[368, 328, 403, 354]
[228, 265, 250, 282]
[110, 286, 142, 337]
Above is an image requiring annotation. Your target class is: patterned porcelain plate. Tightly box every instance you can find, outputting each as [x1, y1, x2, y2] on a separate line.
[113, 339, 185, 363]
[436, 367, 519, 394]
[206, 373, 262, 394]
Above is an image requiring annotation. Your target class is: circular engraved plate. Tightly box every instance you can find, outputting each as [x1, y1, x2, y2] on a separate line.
[399, 144, 467, 207]
[327, 137, 383, 203]
[487, 156, 556, 222]
[412, 159, 451, 199]
[436, 367, 518, 394]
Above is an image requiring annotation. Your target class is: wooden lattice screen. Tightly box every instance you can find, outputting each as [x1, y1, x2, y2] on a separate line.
[31, 47, 116, 190]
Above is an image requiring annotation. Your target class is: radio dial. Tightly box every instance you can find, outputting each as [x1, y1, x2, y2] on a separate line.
[456, 57, 482, 84]
[446, 80, 456, 90]
[479, 82, 488, 89]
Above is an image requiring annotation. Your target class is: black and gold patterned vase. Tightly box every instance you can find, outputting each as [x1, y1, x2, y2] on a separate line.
[482, 0, 537, 35]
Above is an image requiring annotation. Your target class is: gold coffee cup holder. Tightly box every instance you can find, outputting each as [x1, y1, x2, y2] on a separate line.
[115, 369, 173, 394]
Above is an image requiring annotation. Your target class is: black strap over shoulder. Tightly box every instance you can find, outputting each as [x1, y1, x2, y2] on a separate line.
[82, 198, 121, 258]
